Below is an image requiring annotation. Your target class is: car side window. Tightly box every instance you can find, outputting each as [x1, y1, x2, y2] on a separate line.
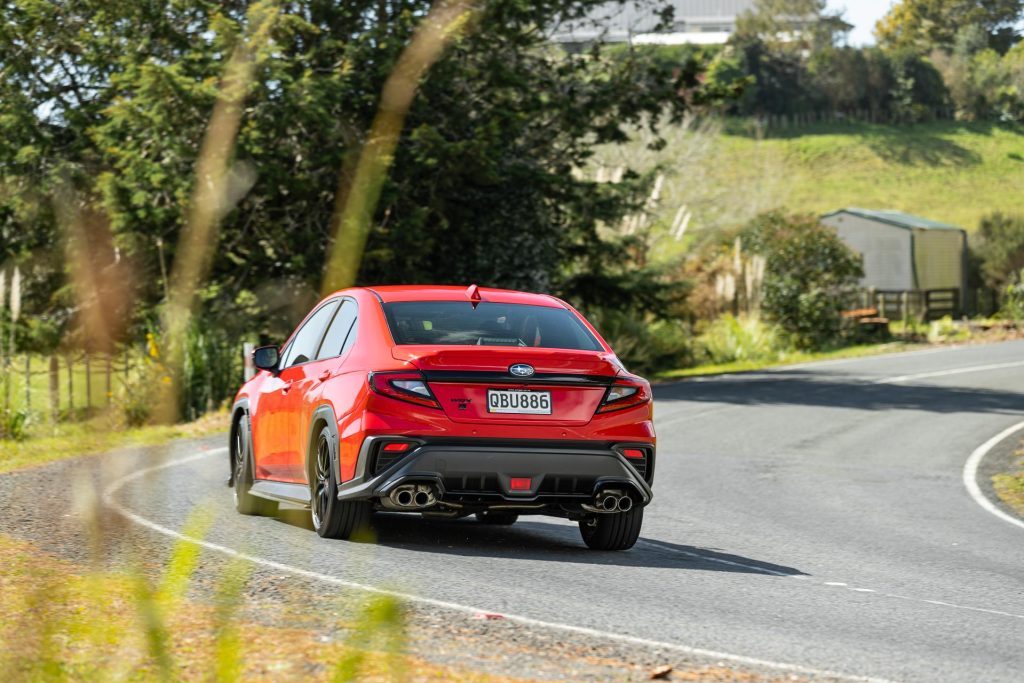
[316, 300, 358, 360]
[281, 300, 340, 368]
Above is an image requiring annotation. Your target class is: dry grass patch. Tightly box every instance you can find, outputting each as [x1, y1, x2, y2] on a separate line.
[0, 533, 518, 682]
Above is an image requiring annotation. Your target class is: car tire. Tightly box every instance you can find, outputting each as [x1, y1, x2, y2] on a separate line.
[233, 411, 278, 517]
[579, 507, 643, 551]
[475, 511, 519, 525]
[311, 426, 371, 540]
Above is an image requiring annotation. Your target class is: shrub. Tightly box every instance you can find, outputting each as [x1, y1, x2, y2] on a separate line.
[975, 213, 1024, 290]
[0, 408, 31, 441]
[739, 211, 863, 350]
[698, 314, 785, 364]
[586, 309, 693, 376]
[1000, 271, 1024, 320]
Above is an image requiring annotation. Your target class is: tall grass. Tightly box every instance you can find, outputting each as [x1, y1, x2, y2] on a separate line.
[0, 498, 409, 682]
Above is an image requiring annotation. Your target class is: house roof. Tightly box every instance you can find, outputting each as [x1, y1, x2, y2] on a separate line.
[551, 0, 754, 43]
[822, 208, 965, 232]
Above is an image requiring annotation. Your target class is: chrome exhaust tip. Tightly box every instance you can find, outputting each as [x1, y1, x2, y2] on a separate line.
[393, 488, 414, 507]
[387, 483, 437, 510]
[617, 495, 633, 512]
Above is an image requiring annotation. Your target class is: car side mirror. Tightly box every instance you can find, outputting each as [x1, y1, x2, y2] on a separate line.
[253, 345, 280, 373]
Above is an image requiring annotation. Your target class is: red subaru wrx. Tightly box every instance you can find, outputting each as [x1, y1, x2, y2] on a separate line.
[229, 285, 655, 550]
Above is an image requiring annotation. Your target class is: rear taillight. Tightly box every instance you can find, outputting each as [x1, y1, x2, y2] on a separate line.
[597, 379, 651, 414]
[369, 371, 441, 409]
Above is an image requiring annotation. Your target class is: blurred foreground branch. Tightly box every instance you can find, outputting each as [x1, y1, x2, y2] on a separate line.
[157, 1, 280, 423]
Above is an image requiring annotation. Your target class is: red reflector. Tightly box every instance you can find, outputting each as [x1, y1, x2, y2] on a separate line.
[382, 442, 411, 453]
[623, 448, 645, 460]
[509, 477, 532, 491]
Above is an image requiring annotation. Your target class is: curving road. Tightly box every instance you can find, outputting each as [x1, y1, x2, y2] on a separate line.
[96, 340, 1024, 680]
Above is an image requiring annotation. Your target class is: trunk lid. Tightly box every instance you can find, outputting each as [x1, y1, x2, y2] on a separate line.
[392, 346, 620, 425]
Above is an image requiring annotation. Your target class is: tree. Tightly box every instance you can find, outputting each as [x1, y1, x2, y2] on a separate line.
[876, 0, 1023, 53]
[739, 212, 863, 350]
[0, 0, 724, 346]
[734, 0, 851, 53]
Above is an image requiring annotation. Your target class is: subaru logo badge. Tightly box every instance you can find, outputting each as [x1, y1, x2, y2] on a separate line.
[509, 364, 535, 377]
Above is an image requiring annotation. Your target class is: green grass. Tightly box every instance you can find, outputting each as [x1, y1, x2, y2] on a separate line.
[655, 342, 917, 381]
[993, 440, 1024, 520]
[0, 411, 229, 474]
[718, 120, 1024, 231]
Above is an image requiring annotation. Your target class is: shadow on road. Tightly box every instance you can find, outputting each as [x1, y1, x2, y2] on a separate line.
[654, 372, 1024, 415]
[275, 510, 805, 576]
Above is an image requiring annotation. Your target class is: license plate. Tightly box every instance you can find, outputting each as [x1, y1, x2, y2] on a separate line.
[487, 389, 552, 415]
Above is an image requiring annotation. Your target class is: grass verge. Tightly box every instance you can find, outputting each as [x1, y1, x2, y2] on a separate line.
[655, 342, 917, 381]
[992, 440, 1024, 519]
[0, 410, 230, 475]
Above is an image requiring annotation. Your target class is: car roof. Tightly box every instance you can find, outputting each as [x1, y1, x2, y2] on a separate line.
[358, 285, 567, 308]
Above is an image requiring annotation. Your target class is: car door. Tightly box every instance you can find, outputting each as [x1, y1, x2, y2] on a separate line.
[283, 298, 360, 483]
[252, 299, 340, 481]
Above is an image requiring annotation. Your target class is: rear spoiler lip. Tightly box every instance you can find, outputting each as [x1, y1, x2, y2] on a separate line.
[421, 370, 617, 387]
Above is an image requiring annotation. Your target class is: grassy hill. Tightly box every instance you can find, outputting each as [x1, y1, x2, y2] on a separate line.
[717, 120, 1024, 231]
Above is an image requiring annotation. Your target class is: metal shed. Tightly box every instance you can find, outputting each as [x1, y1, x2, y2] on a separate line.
[821, 208, 968, 317]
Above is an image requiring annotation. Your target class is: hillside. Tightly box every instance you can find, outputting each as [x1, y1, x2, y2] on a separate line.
[717, 121, 1024, 232]
[595, 120, 1024, 259]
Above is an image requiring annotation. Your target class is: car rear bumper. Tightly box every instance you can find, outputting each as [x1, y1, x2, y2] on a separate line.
[336, 436, 654, 512]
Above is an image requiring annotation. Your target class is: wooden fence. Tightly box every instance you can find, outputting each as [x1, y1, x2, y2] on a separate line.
[1, 351, 139, 421]
[858, 288, 962, 322]
[753, 107, 957, 132]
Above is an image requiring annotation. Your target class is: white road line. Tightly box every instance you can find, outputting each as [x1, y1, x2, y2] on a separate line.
[962, 420, 1024, 533]
[102, 448, 891, 683]
[875, 360, 1024, 385]
[884, 594, 1024, 621]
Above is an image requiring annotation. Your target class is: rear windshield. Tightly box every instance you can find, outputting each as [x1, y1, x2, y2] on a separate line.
[382, 301, 602, 351]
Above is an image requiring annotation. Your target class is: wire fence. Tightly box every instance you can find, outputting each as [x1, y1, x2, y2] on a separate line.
[0, 350, 142, 422]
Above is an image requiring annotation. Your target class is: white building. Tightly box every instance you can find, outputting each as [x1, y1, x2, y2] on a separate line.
[551, 0, 756, 48]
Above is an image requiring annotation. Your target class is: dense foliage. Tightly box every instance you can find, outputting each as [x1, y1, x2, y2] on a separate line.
[739, 212, 863, 349]
[876, 0, 1023, 53]
[688, 0, 1024, 122]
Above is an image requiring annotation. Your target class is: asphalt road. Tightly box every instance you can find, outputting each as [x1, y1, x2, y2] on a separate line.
[101, 341, 1024, 680]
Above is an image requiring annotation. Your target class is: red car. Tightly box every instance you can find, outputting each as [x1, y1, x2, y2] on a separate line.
[230, 285, 655, 550]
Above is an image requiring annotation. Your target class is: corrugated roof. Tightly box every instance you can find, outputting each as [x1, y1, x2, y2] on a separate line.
[552, 0, 754, 42]
[822, 208, 965, 232]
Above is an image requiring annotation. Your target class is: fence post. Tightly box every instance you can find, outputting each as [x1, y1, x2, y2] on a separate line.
[85, 353, 91, 412]
[66, 355, 73, 415]
[49, 356, 58, 422]
[106, 355, 112, 406]
[900, 291, 909, 326]
[67, 356, 74, 413]
[24, 355, 30, 412]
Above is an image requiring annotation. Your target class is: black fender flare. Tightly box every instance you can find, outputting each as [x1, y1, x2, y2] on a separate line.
[306, 404, 341, 487]
[229, 398, 251, 486]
